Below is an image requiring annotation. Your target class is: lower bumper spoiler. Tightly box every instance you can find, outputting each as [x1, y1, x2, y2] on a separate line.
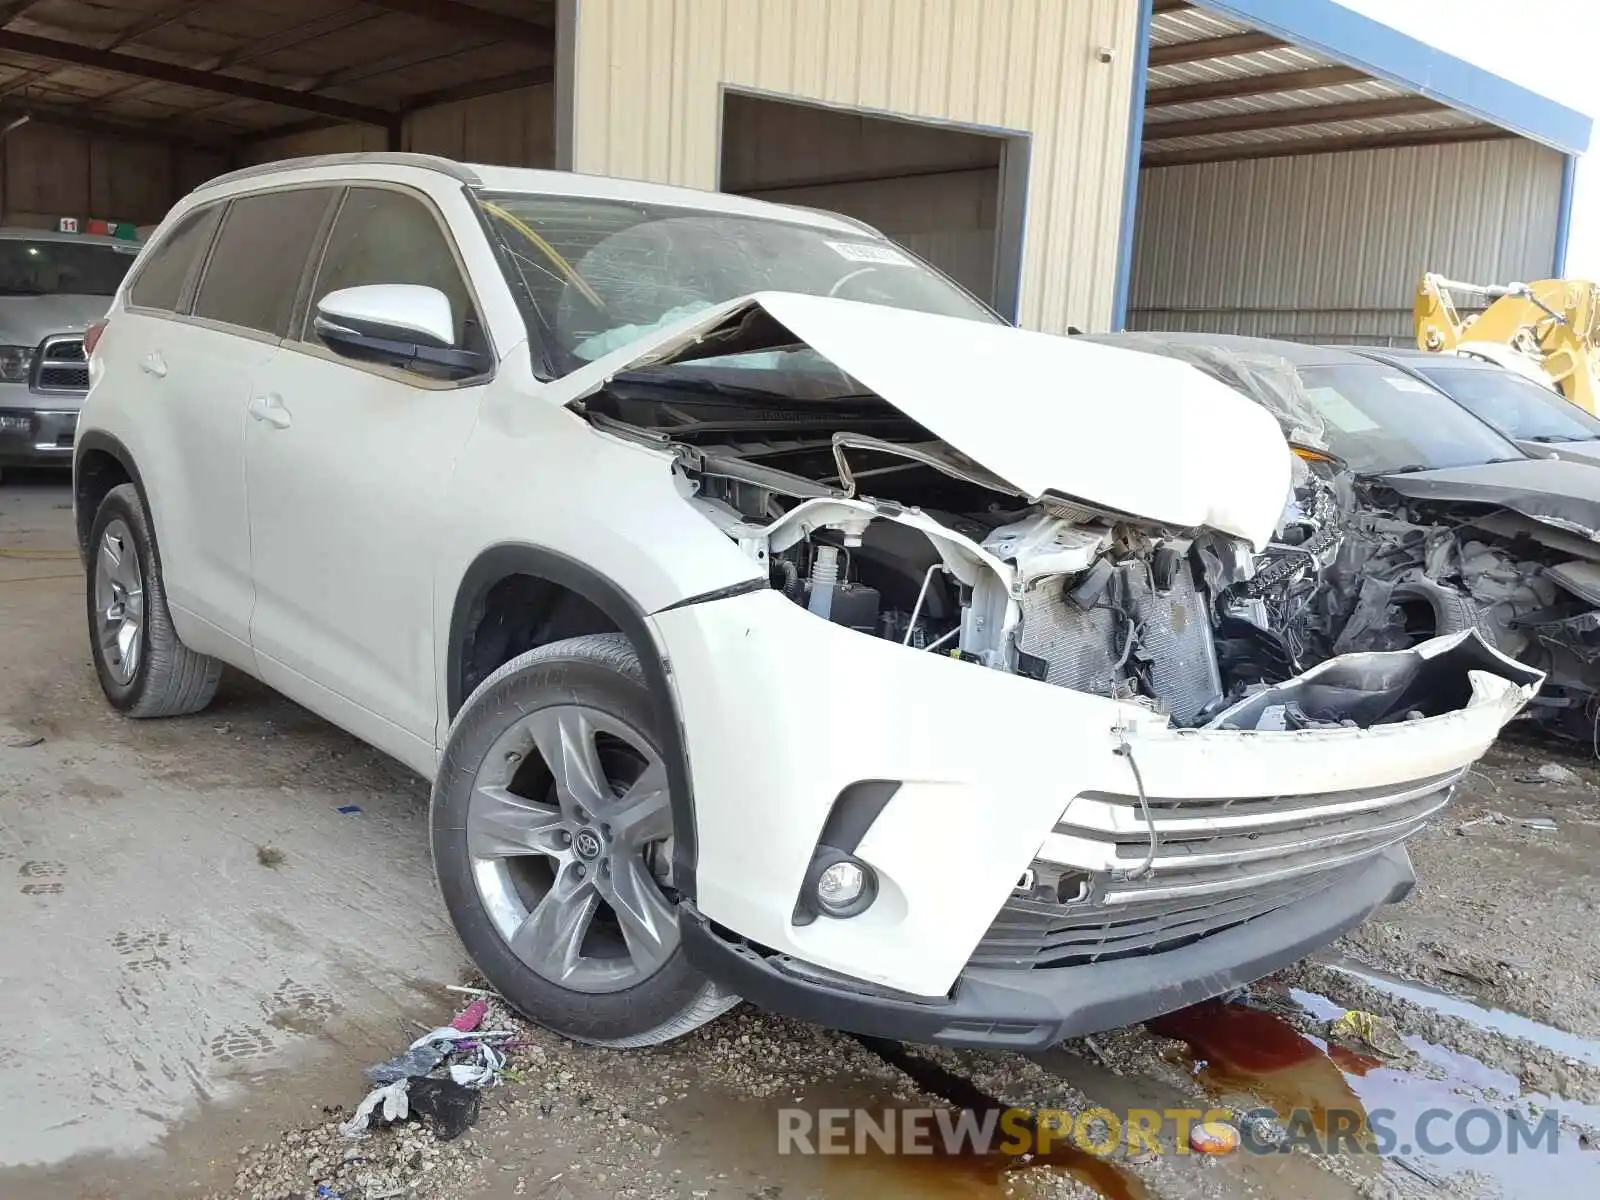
[682, 846, 1416, 1050]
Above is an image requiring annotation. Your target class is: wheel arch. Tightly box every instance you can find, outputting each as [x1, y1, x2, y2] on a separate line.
[73, 430, 154, 569]
[448, 543, 699, 899]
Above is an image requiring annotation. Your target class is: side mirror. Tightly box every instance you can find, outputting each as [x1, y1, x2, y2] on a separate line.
[313, 284, 490, 378]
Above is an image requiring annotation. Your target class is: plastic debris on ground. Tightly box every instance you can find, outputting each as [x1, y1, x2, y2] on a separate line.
[1537, 762, 1582, 785]
[1456, 810, 1511, 835]
[1189, 1119, 1240, 1154]
[1325, 1008, 1405, 1059]
[342, 996, 513, 1141]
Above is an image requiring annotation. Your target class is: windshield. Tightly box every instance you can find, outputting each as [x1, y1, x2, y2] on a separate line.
[0, 238, 137, 297]
[478, 192, 997, 380]
[1295, 363, 1524, 474]
[1410, 364, 1600, 444]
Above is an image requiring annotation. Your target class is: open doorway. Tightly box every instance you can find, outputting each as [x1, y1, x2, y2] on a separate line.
[719, 92, 1027, 319]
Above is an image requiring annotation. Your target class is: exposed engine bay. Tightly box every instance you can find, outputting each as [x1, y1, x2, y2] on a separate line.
[581, 368, 1497, 730]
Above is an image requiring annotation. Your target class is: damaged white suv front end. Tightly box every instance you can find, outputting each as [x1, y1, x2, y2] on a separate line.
[534, 283, 1539, 1048]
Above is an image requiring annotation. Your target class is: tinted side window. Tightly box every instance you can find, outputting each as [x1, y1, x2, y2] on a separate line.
[128, 204, 221, 312]
[193, 188, 334, 336]
[307, 187, 483, 351]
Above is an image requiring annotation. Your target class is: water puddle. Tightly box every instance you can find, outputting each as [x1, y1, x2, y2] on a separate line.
[1152, 989, 1600, 1195]
[1318, 954, 1600, 1067]
[654, 1057, 1147, 1200]
[854, 1037, 1147, 1200]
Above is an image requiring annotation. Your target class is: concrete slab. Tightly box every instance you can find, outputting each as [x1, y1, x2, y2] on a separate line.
[0, 474, 468, 1172]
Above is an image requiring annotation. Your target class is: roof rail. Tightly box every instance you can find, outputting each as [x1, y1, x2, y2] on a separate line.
[196, 152, 482, 193]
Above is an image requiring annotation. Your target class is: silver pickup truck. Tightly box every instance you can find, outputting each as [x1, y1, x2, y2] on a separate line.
[0, 226, 139, 471]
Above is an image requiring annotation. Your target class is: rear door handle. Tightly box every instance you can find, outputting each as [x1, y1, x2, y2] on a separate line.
[138, 351, 166, 378]
[248, 392, 292, 429]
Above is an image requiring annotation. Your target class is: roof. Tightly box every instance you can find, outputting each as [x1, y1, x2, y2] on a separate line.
[1141, 2, 1548, 168]
[190, 152, 875, 236]
[1349, 345, 1509, 371]
[1086, 329, 1373, 369]
[0, 0, 555, 147]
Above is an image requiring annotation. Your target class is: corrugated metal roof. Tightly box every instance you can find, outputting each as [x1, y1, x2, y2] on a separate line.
[1148, 45, 1328, 87]
[1147, 79, 1408, 124]
[1141, 3, 1505, 165]
[0, 0, 557, 144]
[1147, 7, 1250, 45]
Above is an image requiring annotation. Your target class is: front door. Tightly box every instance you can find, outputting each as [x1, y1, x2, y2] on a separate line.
[244, 185, 492, 766]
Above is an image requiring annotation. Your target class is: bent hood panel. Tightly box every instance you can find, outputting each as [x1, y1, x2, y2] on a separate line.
[1380, 458, 1600, 539]
[556, 292, 1294, 549]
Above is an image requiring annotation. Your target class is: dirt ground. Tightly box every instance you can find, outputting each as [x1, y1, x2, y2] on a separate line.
[3, 470, 1599, 1200]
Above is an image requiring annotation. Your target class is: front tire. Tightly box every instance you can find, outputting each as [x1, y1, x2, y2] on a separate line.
[431, 632, 738, 1047]
[87, 483, 222, 718]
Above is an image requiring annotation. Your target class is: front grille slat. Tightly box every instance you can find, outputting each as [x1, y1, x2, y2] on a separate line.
[31, 334, 89, 395]
[970, 770, 1462, 972]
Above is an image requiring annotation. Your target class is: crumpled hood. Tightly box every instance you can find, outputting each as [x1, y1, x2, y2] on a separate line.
[1379, 457, 1600, 539]
[558, 292, 1293, 549]
[0, 293, 112, 344]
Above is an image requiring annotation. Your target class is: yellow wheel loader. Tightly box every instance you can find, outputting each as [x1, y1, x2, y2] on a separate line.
[1414, 273, 1600, 414]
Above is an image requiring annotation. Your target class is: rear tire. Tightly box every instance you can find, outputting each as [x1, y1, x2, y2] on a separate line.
[431, 632, 739, 1047]
[87, 483, 222, 718]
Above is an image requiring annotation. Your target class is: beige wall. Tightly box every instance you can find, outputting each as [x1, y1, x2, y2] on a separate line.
[570, 0, 1141, 332]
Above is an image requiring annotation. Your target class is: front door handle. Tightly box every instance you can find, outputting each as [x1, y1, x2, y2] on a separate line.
[248, 392, 292, 429]
[139, 351, 166, 378]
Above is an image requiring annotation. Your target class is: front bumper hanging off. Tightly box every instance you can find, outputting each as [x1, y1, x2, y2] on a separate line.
[652, 589, 1540, 1047]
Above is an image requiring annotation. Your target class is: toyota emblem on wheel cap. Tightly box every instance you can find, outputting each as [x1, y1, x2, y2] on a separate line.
[573, 828, 602, 860]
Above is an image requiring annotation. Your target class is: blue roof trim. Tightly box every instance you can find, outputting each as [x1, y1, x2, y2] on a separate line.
[1113, 0, 1153, 330]
[1195, 0, 1592, 155]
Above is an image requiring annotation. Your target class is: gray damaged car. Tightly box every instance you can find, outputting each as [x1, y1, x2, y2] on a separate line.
[1091, 331, 1600, 740]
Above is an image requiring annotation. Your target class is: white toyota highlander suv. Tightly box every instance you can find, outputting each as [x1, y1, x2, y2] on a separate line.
[74, 152, 1539, 1050]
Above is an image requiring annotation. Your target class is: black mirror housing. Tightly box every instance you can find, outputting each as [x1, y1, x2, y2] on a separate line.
[315, 316, 490, 380]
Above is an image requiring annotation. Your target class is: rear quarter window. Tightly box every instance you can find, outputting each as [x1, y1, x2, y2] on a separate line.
[128, 204, 222, 312]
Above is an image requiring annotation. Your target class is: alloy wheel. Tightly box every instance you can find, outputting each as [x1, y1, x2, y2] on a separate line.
[93, 518, 145, 685]
[466, 702, 678, 994]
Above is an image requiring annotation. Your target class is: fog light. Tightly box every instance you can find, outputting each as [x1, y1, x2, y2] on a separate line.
[817, 860, 866, 908]
[804, 850, 878, 918]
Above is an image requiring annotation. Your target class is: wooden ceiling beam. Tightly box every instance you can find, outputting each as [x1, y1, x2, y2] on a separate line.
[0, 27, 393, 124]
[360, 0, 553, 44]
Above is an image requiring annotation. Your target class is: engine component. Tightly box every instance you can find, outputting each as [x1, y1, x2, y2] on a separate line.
[807, 545, 841, 619]
[1018, 549, 1223, 724]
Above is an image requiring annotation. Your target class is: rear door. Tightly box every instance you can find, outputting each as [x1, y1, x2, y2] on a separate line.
[243, 184, 491, 767]
[107, 189, 334, 660]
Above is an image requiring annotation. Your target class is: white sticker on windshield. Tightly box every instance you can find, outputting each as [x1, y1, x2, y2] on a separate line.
[1386, 377, 1437, 394]
[1304, 386, 1381, 433]
[827, 240, 913, 266]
